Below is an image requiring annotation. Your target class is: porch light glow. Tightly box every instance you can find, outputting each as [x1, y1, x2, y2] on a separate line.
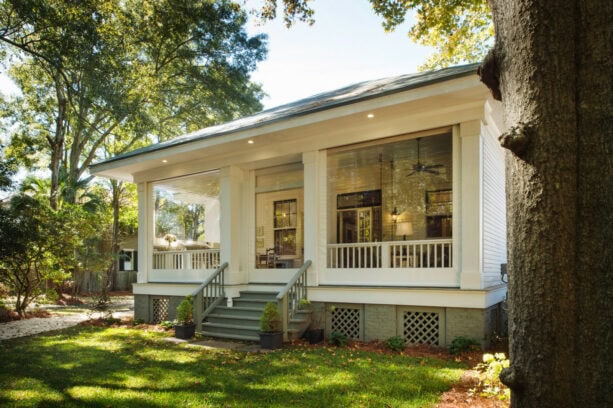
[391, 207, 399, 222]
[162, 159, 168, 163]
[247, 139, 254, 144]
[367, 113, 374, 118]
[396, 222, 413, 240]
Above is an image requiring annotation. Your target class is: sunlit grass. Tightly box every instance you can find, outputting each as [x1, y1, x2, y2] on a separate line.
[0, 326, 465, 407]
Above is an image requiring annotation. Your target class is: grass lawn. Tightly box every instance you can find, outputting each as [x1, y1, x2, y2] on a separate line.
[0, 325, 465, 407]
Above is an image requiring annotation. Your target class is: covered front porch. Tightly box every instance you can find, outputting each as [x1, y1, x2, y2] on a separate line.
[139, 128, 459, 288]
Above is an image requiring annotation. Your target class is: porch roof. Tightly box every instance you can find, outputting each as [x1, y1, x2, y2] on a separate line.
[90, 64, 479, 177]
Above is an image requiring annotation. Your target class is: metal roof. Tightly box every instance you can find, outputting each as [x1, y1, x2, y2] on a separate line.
[91, 63, 479, 168]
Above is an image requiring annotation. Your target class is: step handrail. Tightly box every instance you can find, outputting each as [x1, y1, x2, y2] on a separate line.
[276, 260, 311, 341]
[192, 262, 228, 332]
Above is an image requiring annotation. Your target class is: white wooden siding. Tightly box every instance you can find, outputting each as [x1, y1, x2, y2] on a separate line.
[481, 122, 507, 288]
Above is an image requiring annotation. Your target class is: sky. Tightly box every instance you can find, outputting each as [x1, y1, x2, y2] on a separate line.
[244, 0, 433, 109]
[0, 0, 433, 109]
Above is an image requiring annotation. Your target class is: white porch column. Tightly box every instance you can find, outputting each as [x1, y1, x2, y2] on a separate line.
[459, 120, 483, 289]
[220, 166, 246, 292]
[136, 182, 151, 283]
[302, 151, 325, 286]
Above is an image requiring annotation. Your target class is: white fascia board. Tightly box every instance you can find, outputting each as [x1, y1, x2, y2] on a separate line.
[307, 284, 506, 309]
[91, 76, 486, 181]
[133, 283, 201, 297]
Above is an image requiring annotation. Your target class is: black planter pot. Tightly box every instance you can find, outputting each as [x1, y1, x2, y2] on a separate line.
[174, 323, 195, 339]
[259, 331, 283, 349]
[305, 328, 324, 344]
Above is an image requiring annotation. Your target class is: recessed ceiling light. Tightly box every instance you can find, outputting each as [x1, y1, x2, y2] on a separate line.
[247, 140, 254, 144]
[367, 113, 374, 119]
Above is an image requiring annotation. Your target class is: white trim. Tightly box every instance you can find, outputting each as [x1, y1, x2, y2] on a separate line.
[308, 285, 506, 309]
[137, 182, 150, 283]
[92, 79, 488, 182]
[452, 125, 461, 284]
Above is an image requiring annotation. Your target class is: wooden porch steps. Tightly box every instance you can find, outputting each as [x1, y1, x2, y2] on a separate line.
[198, 289, 312, 342]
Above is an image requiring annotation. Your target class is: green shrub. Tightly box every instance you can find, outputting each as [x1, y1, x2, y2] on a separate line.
[448, 336, 480, 355]
[260, 302, 282, 332]
[471, 353, 511, 401]
[328, 331, 348, 347]
[175, 295, 194, 325]
[159, 320, 174, 329]
[386, 335, 405, 352]
[132, 318, 145, 326]
[103, 316, 121, 325]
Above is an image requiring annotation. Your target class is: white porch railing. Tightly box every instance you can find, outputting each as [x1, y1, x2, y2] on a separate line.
[327, 239, 453, 269]
[152, 249, 220, 270]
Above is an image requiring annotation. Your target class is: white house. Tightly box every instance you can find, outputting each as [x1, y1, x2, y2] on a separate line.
[91, 63, 507, 346]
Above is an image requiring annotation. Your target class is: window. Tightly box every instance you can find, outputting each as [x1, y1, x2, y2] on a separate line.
[274, 199, 297, 255]
[119, 249, 137, 271]
[426, 189, 452, 238]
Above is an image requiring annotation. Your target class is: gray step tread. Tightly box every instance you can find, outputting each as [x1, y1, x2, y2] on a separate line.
[202, 321, 260, 331]
[199, 331, 259, 342]
[234, 297, 278, 303]
[216, 306, 264, 312]
[207, 314, 260, 322]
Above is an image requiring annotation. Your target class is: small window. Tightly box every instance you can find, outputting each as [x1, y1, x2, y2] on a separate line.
[119, 249, 138, 271]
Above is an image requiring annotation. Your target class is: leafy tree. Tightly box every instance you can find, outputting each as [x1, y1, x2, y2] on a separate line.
[258, 1, 612, 406]
[0, 0, 267, 209]
[369, 0, 493, 70]
[0, 144, 16, 192]
[0, 190, 97, 316]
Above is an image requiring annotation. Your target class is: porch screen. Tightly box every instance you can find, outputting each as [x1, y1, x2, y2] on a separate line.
[327, 132, 453, 245]
[152, 171, 220, 270]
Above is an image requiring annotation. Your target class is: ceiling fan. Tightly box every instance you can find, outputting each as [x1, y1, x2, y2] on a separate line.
[408, 137, 444, 176]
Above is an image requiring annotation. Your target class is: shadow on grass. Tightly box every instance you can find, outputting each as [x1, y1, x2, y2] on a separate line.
[0, 326, 464, 407]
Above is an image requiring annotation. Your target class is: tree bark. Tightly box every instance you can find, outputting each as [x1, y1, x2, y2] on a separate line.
[49, 73, 67, 210]
[483, 0, 612, 406]
[109, 179, 122, 292]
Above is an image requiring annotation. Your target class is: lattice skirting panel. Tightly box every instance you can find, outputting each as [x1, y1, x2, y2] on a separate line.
[151, 297, 169, 324]
[330, 306, 362, 340]
[400, 308, 443, 346]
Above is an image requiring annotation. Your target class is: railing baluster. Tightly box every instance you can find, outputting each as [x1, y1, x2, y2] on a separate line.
[276, 260, 311, 342]
[326, 240, 452, 269]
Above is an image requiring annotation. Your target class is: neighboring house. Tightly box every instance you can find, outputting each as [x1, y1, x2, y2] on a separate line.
[91, 64, 507, 346]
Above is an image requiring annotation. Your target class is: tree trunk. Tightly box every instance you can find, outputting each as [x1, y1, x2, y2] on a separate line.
[482, 0, 612, 406]
[49, 74, 67, 210]
[108, 180, 122, 292]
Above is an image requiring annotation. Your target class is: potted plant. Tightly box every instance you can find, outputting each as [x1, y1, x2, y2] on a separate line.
[174, 295, 195, 339]
[297, 298, 323, 344]
[259, 302, 283, 349]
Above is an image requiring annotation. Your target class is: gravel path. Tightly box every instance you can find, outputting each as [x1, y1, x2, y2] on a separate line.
[0, 299, 134, 341]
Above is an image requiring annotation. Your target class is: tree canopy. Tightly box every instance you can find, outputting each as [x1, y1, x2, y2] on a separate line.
[0, 0, 268, 304]
[1, 0, 267, 207]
